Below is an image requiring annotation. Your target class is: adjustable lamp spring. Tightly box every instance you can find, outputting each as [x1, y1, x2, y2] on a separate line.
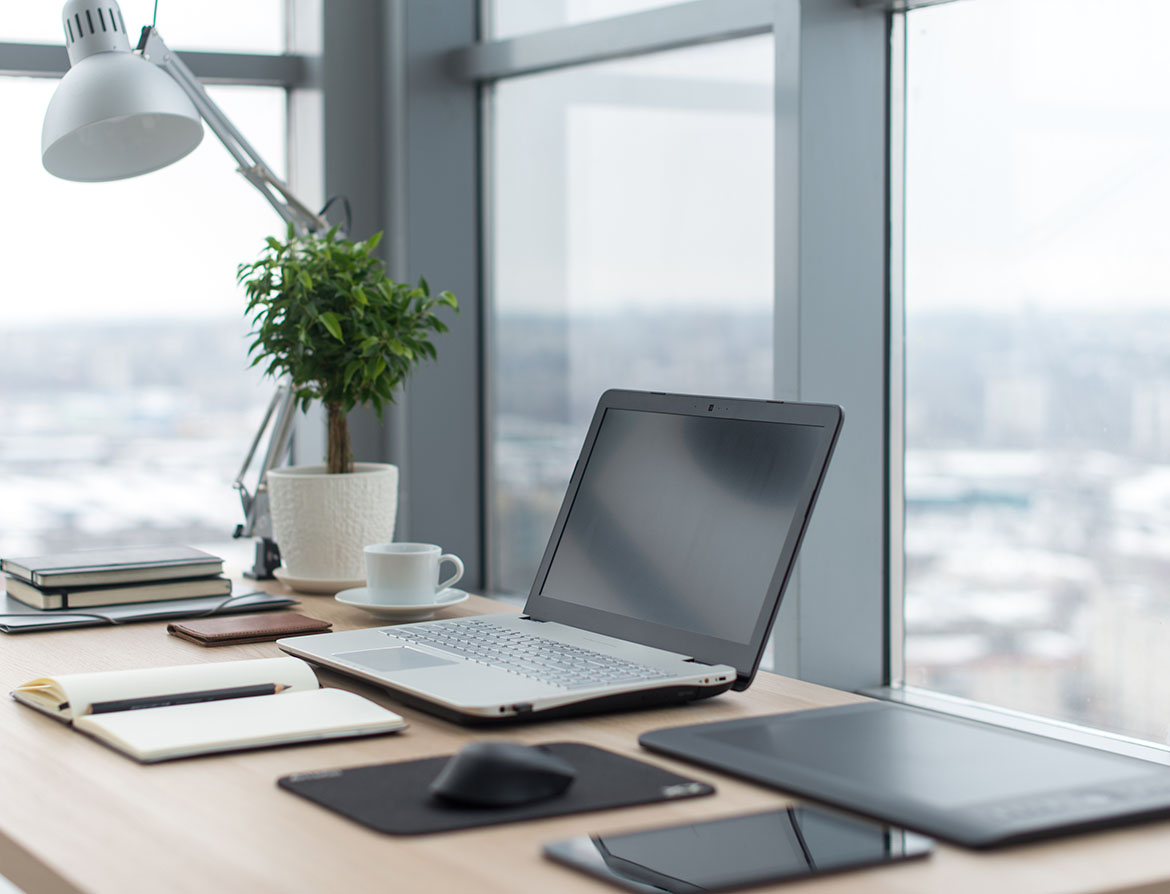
[40, 0, 329, 578]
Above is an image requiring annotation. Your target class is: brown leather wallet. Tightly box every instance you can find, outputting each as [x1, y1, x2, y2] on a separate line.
[166, 612, 332, 646]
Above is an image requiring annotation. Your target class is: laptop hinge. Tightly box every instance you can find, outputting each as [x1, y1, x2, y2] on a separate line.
[518, 615, 547, 622]
[683, 658, 716, 667]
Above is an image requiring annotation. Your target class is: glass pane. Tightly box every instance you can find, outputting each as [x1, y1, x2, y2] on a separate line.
[0, 78, 286, 564]
[489, 35, 774, 595]
[490, 0, 686, 39]
[903, 0, 1170, 743]
[5, 1, 285, 54]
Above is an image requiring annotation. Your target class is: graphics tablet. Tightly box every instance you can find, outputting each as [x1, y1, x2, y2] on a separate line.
[640, 701, 1170, 848]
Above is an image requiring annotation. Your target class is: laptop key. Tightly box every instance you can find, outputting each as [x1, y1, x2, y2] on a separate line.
[393, 621, 672, 690]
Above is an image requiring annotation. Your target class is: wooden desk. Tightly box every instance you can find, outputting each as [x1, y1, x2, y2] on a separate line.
[1, 589, 1168, 894]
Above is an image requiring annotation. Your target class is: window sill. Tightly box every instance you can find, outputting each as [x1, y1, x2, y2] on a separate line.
[863, 684, 1170, 767]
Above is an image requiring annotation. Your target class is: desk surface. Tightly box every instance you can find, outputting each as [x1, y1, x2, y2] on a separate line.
[1, 586, 1169, 894]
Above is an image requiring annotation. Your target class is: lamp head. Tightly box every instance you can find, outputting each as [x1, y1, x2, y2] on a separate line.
[42, 0, 204, 182]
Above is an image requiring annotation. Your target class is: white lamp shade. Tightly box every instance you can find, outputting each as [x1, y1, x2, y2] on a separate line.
[42, 49, 204, 182]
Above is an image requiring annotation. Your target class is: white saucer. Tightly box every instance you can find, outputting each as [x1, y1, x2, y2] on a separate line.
[334, 587, 469, 621]
[273, 568, 366, 595]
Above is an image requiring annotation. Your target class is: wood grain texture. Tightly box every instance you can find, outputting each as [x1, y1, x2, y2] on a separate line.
[0, 581, 1168, 894]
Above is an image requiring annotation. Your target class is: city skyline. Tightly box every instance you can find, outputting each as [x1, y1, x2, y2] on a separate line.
[5, 305, 1170, 743]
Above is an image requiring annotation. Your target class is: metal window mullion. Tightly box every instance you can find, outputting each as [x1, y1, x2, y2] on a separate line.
[385, 0, 483, 585]
[856, 0, 964, 10]
[0, 41, 310, 87]
[887, 11, 907, 688]
[769, 0, 802, 679]
[162, 50, 310, 86]
[380, 0, 412, 535]
[479, 79, 501, 592]
[790, 1, 892, 692]
[0, 43, 66, 76]
[285, 1, 326, 468]
[449, 0, 776, 83]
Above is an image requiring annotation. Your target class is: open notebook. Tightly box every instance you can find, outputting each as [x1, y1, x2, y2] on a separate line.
[12, 656, 406, 762]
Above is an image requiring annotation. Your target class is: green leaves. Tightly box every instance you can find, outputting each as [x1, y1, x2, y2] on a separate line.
[237, 226, 459, 441]
[319, 312, 344, 342]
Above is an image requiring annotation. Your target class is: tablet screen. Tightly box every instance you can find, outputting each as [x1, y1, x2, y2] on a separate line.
[545, 805, 931, 893]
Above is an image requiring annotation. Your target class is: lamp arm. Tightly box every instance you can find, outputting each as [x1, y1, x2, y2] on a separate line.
[133, 28, 323, 576]
[136, 27, 329, 236]
[232, 383, 297, 540]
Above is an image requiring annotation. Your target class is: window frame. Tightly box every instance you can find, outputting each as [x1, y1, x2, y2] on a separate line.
[0, 42, 308, 86]
[467, 0, 780, 603]
[421, 0, 895, 688]
[442, 0, 1170, 755]
[3, 1, 898, 693]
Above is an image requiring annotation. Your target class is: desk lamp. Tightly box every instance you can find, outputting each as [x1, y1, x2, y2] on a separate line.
[41, 0, 330, 578]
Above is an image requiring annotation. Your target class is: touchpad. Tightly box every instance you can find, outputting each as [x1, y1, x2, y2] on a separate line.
[335, 647, 458, 672]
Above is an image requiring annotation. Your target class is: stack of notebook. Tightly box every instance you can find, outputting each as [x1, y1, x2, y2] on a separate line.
[1, 545, 230, 610]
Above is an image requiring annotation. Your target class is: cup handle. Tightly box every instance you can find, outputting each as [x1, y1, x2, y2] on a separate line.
[438, 554, 464, 592]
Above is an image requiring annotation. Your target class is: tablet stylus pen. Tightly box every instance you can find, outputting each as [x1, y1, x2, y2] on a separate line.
[85, 683, 289, 715]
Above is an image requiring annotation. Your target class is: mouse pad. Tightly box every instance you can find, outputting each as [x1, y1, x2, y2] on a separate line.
[278, 742, 714, 835]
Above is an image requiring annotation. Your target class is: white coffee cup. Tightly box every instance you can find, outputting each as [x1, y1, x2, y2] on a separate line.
[363, 542, 464, 605]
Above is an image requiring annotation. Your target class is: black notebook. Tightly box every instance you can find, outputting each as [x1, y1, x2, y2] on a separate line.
[5, 574, 233, 610]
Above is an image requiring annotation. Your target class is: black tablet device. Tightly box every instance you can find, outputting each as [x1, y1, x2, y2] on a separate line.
[544, 805, 931, 892]
[640, 701, 1170, 848]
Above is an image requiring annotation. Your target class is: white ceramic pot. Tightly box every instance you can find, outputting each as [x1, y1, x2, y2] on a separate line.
[266, 462, 399, 581]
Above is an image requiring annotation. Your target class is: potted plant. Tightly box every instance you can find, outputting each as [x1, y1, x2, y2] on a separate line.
[237, 225, 457, 587]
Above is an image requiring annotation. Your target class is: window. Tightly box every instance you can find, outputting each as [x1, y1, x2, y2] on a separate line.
[487, 34, 775, 594]
[0, 16, 295, 567]
[6, 1, 284, 53]
[902, 0, 1170, 744]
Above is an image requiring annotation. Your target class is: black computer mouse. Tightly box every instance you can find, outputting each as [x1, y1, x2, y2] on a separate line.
[429, 742, 576, 807]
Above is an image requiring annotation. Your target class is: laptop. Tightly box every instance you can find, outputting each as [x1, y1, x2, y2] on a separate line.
[280, 390, 843, 723]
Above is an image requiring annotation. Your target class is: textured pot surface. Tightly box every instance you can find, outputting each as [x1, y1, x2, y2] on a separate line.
[266, 463, 399, 580]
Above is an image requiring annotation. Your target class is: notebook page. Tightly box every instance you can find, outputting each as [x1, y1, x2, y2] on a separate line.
[74, 688, 406, 761]
[15, 657, 319, 719]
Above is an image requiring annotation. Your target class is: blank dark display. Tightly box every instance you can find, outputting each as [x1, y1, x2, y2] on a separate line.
[539, 409, 823, 644]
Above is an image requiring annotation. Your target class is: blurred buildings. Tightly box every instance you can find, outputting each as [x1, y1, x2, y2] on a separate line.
[0, 319, 268, 557]
[5, 306, 1170, 743]
[905, 309, 1170, 743]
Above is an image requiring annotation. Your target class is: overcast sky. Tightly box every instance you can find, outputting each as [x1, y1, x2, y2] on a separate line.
[906, 0, 1170, 313]
[4, 0, 1168, 325]
[1, 2, 285, 326]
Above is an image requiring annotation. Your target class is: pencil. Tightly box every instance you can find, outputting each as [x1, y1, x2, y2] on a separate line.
[85, 683, 291, 715]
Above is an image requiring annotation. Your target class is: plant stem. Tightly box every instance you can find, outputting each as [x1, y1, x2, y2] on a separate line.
[326, 402, 353, 474]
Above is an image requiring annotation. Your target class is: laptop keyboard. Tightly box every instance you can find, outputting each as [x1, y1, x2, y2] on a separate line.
[390, 618, 675, 690]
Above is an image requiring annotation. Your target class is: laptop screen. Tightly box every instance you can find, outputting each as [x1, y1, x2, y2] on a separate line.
[524, 391, 842, 685]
